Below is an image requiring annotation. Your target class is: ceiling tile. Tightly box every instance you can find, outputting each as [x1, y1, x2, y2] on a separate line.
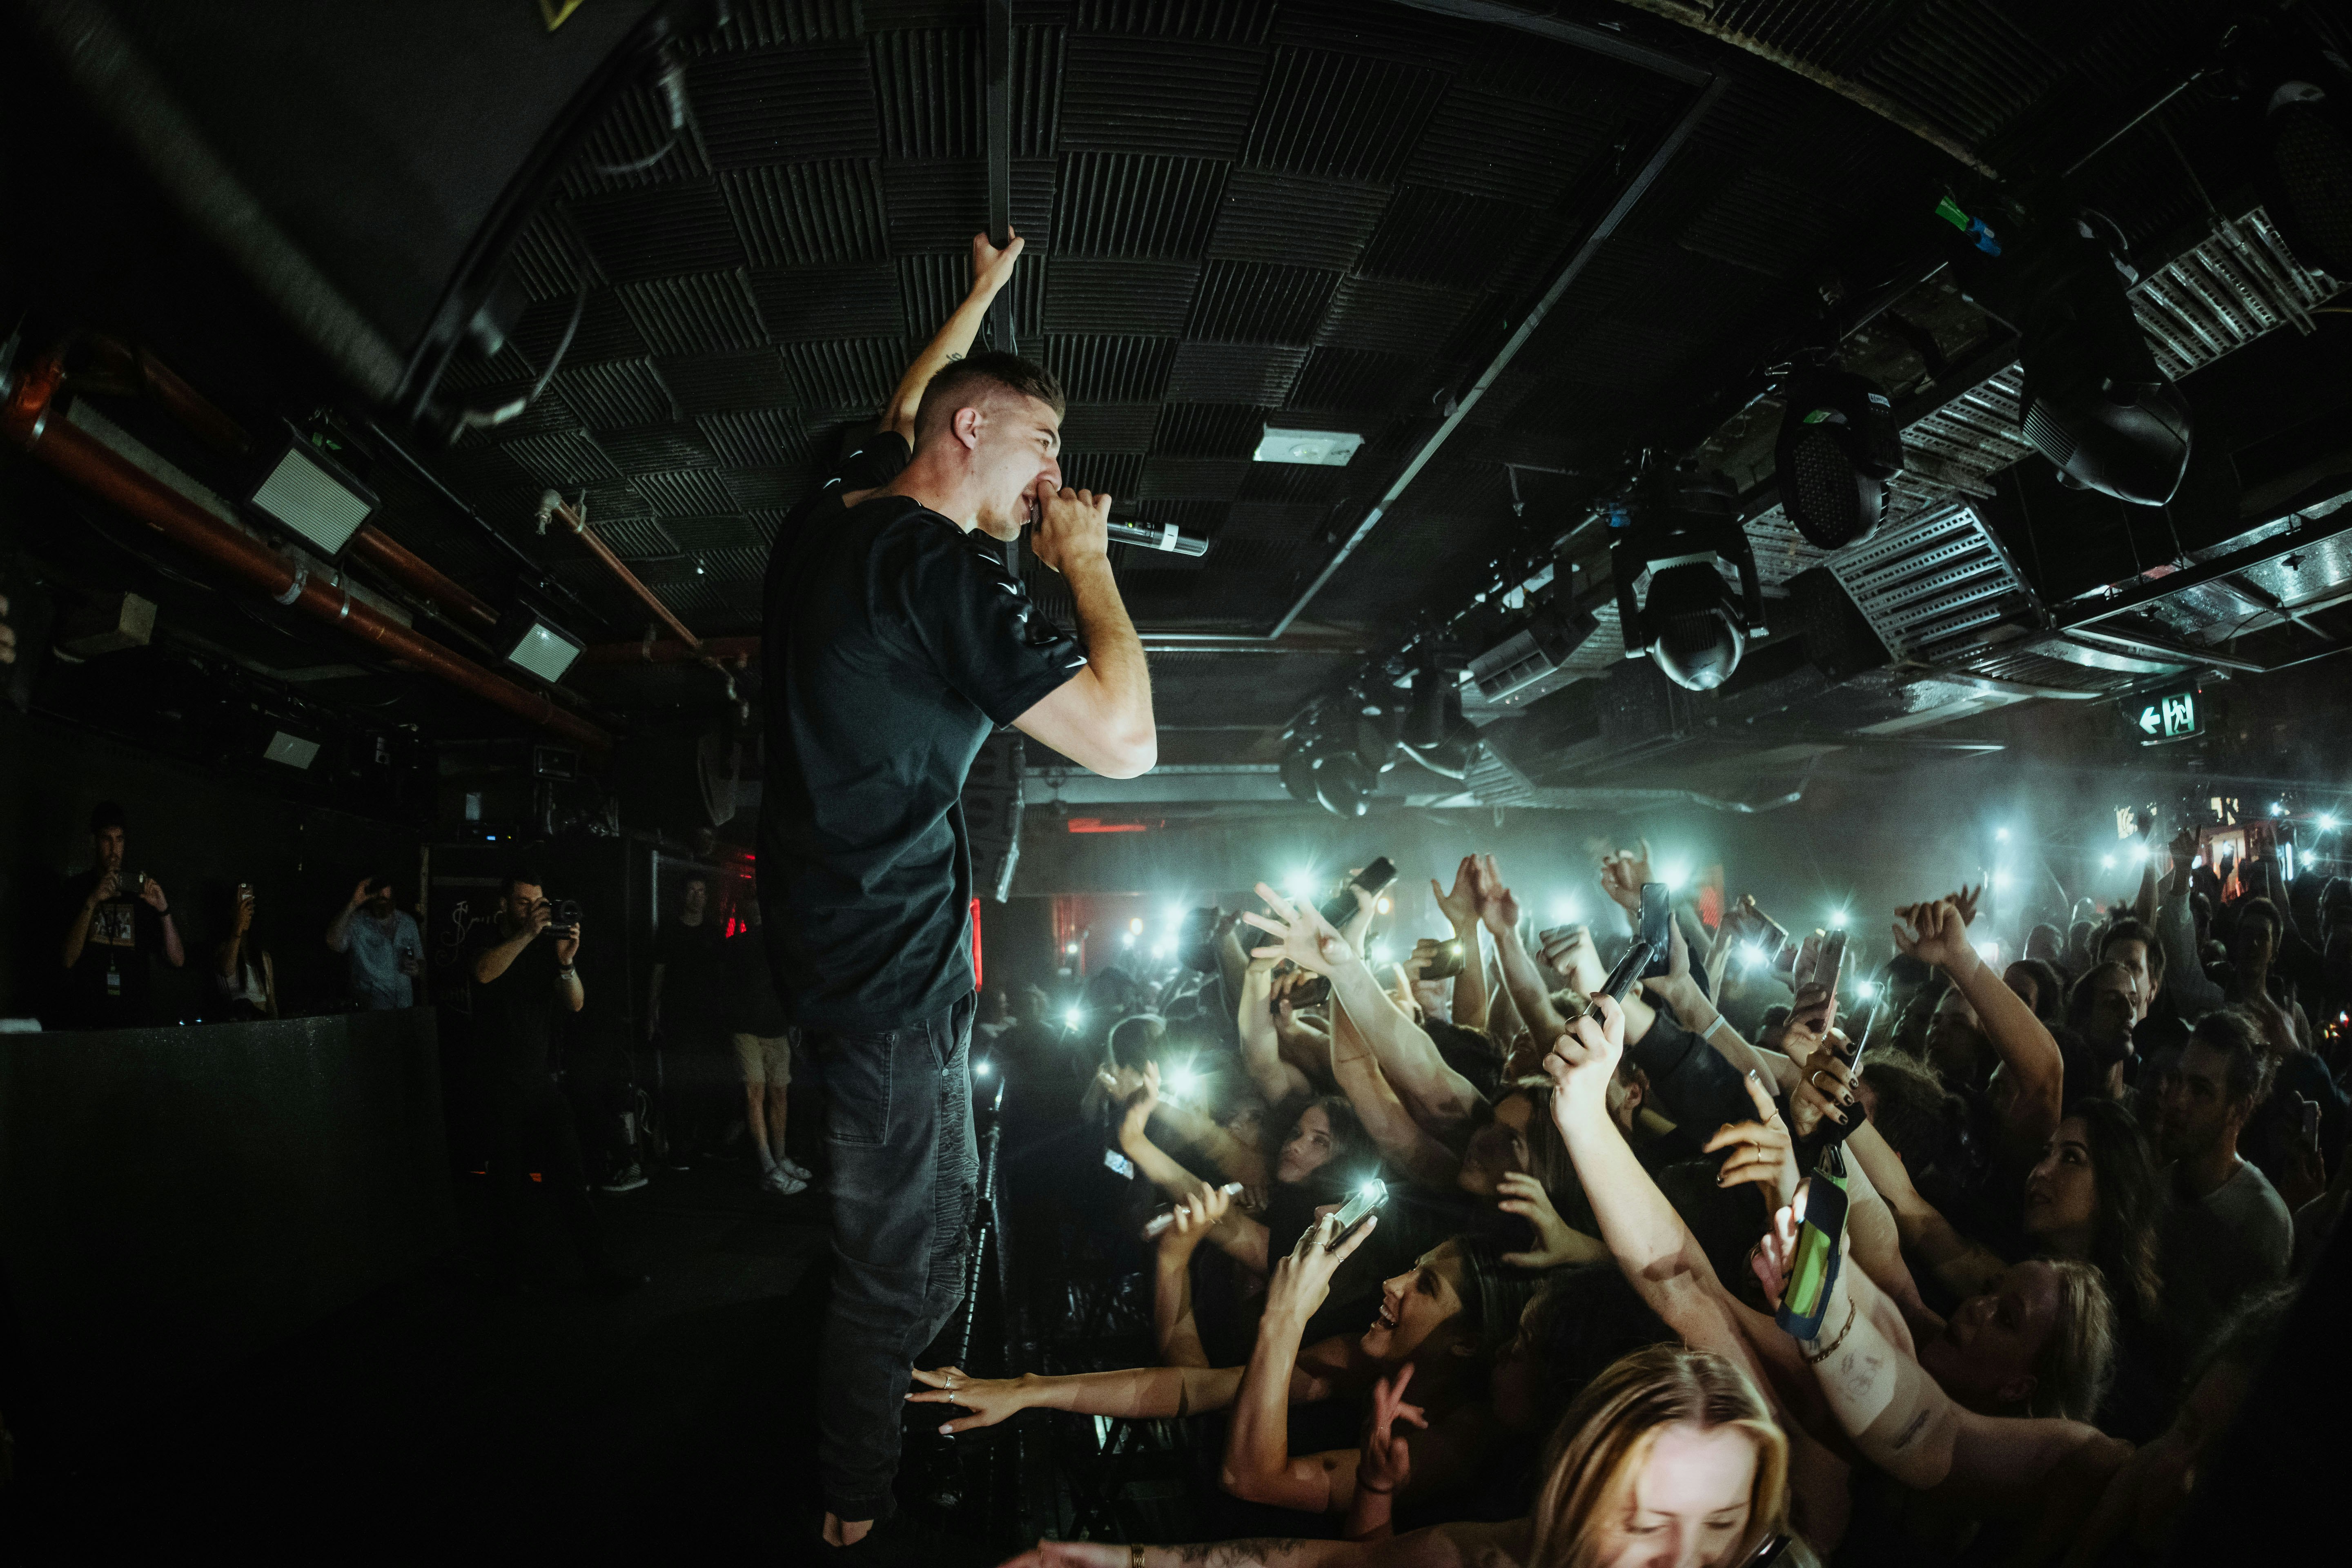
[871, 27, 983, 160]
[1187, 259, 1338, 343]
[499, 429, 621, 486]
[699, 408, 814, 468]
[883, 158, 1058, 251]
[1054, 152, 1228, 258]
[1139, 455, 1249, 497]
[598, 423, 719, 470]
[1058, 401, 1161, 449]
[720, 468, 802, 510]
[615, 274, 768, 354]
[659, 348, 797, 415]
[724, 161, 890, 267]
[691, 44, 881, 167]
[747, 261, 907, 340]
[1404, 88, 1619, 206]
[1358, 186, 1539, 288]
[1153, 401, 1264, 457]
[664, 514, 768, 552]
[781, 338, 906, 408]
[1038, 334, 1178, 400]
[512, 291, 644, 371]
[1061, 451, 1146, 494]
[1074, 1, 1273, 43]
[553, 359, 678, 429]
[1165, 340, 1307, 403]
[1061, 34, 1265, 159]
[1044, 256, 1200, 335]
[1316, 276, 1477, 358]
[1207, 169, 1390, 270]
[1242, 48, 1446, 185]
[635, 468, 740, 515]
[590, 516, 679, 559]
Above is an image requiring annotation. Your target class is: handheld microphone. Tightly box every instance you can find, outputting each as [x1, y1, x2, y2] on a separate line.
[1105, 520, 1210, 557]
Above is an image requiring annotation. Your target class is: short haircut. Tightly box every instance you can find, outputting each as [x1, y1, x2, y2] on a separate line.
[2236, 896, 2283, 940]
[499, 866, 547, 899]
[911, 350, 1066, 447]
[2188, 1009, 2274, 1107]
[90, 800, 127, 836]
[680, 871, 708, 888]
[2098, 917, 2166, 982]
[2065, 960, 2136, 1031]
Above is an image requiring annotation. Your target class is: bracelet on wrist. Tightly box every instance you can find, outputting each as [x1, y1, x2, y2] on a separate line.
[1357, 1481, 1394, 1495]
[1800, 1296, 1858, 1365]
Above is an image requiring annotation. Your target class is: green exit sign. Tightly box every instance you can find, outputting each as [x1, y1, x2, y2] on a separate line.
[2129, 686, 2202, 744]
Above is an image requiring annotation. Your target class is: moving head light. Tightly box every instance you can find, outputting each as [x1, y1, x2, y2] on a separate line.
[1612, 470, 1764, 693]
[2016, 196, 2192, 506]
[2238, 13, 2352, 277]
[1775, 366, 1904, 550]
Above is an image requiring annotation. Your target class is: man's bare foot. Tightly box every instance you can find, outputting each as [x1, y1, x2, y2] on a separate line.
[823, 1512, 874, 1548]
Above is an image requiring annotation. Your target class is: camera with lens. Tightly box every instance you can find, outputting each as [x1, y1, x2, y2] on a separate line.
[547, 897, 583, 936]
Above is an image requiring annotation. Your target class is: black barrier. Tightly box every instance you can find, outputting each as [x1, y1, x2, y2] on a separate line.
[0, 1009, 451, 1433]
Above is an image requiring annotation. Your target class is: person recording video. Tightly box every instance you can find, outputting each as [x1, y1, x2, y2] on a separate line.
[325, 875, 422, 1010]
[464, 869, 638, 1292]
[60, 800, 184, 1028]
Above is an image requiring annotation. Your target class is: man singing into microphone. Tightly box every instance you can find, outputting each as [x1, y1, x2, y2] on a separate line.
[758, 231, 1154, 1553]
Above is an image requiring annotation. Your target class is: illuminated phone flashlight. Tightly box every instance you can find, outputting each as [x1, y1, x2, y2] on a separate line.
[1553, 896, 1579, 923]
[1661, 862, 1690, 892]
[1856, 980, 1878, 1000]
[1165, 1062, 1199, 1102]
[1285, 870, 1318, 901]
[1829, 909, 1849, 929]
[1375, 896, 1391, 914]
[1064, 1007, 1084, 1029]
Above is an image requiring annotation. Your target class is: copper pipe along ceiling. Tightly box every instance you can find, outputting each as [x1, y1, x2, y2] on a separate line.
[342, 525, 500, 633]
[582, 635, 759, 666]
[67, 336, 501, 635]
[537, 492, 700, 651]
[2, 352, 612, 753]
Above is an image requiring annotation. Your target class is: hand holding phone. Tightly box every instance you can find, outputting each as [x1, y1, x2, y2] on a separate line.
[1324, 1177, 1389, 1250]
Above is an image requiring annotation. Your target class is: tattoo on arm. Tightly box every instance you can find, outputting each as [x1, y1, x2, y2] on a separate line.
[1170, 1541, 1309, 1566]
[1888, 1408, 1932, 1451]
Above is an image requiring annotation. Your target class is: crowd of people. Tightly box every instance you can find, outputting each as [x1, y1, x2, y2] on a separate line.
[951, 833, 2339, 1566]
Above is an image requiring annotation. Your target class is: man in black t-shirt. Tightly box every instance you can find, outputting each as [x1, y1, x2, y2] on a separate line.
[759, 229, 1156, 1548]
[464, 868, 637, 1291]
[60, 800, 184, 1028]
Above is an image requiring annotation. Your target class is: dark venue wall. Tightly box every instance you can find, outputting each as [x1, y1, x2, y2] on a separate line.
[0, 704, 429, 1026]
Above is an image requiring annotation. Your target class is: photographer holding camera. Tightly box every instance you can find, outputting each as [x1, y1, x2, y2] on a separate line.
[464, 868, 639, 1292]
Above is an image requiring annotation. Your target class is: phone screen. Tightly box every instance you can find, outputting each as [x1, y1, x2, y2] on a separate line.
[1324, 1177, 1389, 1249]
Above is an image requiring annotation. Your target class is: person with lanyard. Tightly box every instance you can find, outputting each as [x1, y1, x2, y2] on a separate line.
[60, 800, 183, 1028]
[759, 225, 1156, 1555]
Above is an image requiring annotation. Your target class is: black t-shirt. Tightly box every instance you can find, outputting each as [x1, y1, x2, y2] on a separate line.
[463, 919, 566, 1083]
[653, 917, 728, 1035]
[759, 432, 1085, 1031]
[63, 871, 166, 1028]
[725, 928, 791, 1037]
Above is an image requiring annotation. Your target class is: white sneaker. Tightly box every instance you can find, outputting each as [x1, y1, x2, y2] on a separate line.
[764, 1167, 808, 1196]
[774, 1155, 813, 1182]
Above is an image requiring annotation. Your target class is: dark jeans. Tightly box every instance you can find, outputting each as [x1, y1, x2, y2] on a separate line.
[810, 991, 976, 1523]
[481, 1071, 606, 1275]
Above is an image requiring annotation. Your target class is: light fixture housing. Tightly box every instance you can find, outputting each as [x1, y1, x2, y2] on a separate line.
[1613, 470, 1764, 693]
[1253, 426, 1364, 466]
[1312, 750, 1374, 818]
[2016, 199, 2191, 505]
[1775, 366, 1903, 550]
[494, 604, 586, 684]
[262, 730, 321, 769]
[249, 439, 376, 557]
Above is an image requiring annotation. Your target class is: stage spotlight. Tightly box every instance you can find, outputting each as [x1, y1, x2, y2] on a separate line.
[1775, 366, 1903, 550]
[1285, 870, 1319, 902]
[1129, 917, 1144, 934]
[2102, 854, 2116, 869]
[1660, 862, 1691, 893]
[2016, 195, 2191, 504]
[1312, 750, 1374, 817]
[1995, 826, 2010, 842]
[1404, 659, 1455, 750]
[2243, 21, 2352, 277]
[1553, 896, 1580, 923]
[1613, 469, 1763, 692]
[1376, 896, 1391, 914]
[1466, 600, 1599, 710]
[2320, 815, 2339, 833]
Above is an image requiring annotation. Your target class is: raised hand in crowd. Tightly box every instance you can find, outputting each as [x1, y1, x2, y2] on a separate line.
[1494, 1170, 1606, 1269]
[1703, 1071, 1802, 1211]
[1345, 1364, 1425, 1543]
[1598, 837, 1653, 916]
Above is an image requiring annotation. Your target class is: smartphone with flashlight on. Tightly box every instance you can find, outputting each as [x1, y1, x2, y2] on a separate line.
[1418, 937, 1467, 979]
[1141, 1181, 1247, 1240]
[1324, 1176, 1390, 1251]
